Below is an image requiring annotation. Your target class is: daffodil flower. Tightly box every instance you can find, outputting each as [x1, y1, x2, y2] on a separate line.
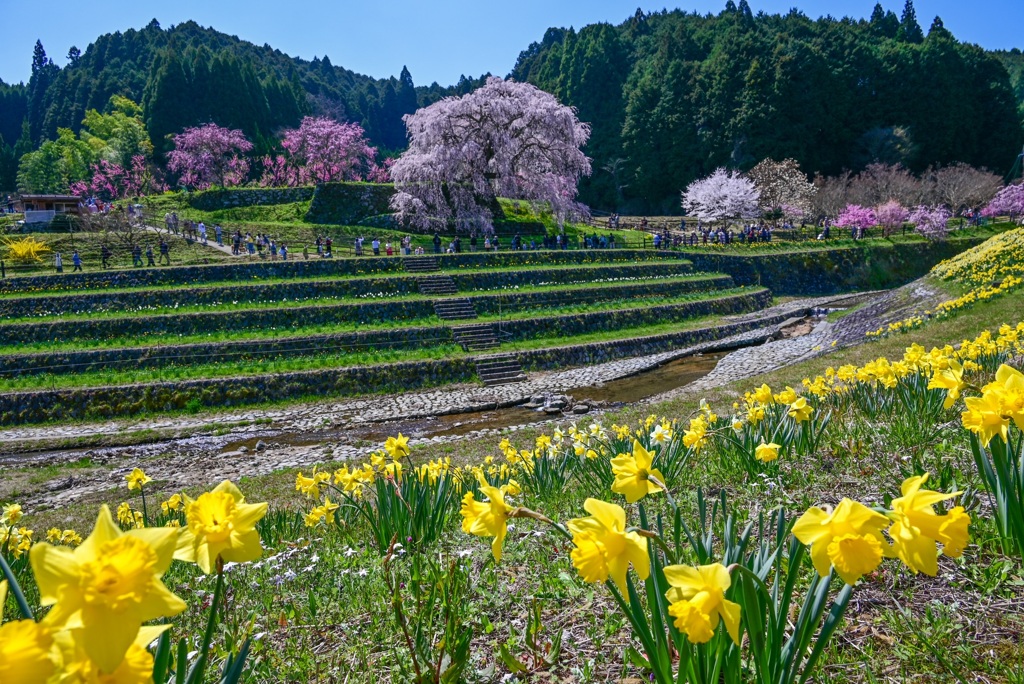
[29, 505, 185, 673]
[792, 498, 891, 586]
[610, 440, 666, 503]
[887, 474, 970, 576]
[663, 563, 741, 645]
[460, 485, 513, 561]
[754, 442, 781, 463]
[175, 480, 268, 574]
[567, 498, 649, 597]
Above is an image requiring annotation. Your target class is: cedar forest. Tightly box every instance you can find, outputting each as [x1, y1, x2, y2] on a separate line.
[0, 0, 1022, 214]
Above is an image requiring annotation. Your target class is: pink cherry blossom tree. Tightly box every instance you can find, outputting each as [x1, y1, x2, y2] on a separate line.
[834, 204, 877, 237]
[982, 183, 1024, 223]
[280, 117, 376, 185]
[167, 123, 253, 190]
[681, 168, 760, 228]
[874, 200, 910, 236]
[72, 155, 164, 199]
[909, 205, 952, 240]
[391, 77, 592, 233]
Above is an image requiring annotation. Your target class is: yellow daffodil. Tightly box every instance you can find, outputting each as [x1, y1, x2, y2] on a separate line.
[160, 494, 183, 515]
[752, 384, 774, 404]
[175, 480, 268, 574]
[500, 479, 522, 497]
[2, 502, 23, 524]
[663, 563, 741, 645]
[927, 359, 965, 409]
[57, 624, 167, 683]
[61, 529, 82, 546]
[384, 433, 410, 459]
[295, 468, 330, 498]
[788, 397, 814, 422]
[887, 474, 970, 576]
[792, 499, 892, 585]
[28, 505, 185, 673]
[567, 498, 649, 596]
[962, 390, 1011, 445]
[46, 527, 62, 543]
[774, 386, 798, 405]
[125, 468, 152, 491]
[460, 485, 513, 561]
[754, 442, 781, 463]
[116, 502, 134, 526]
[0, 613, 60, 684]
[610, 440, 666, 503]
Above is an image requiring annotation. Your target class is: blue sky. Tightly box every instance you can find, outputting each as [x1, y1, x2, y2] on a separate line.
[1, 1, 1020, 86]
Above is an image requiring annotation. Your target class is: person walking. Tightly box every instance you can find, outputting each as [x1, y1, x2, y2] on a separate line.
[159, 239, 170, 265]
[372, 238, 381, 256]
[132, 244, 143, 267]
[432, 232, 442, 254]
[198, 221, 207, 244]
[54, 252, 63, 273]
[280, 243, 288, 261]
[214, 224, 223, 246]
[100, 245, 112, 269]
[72, 250, 83, 272]
[146, 244, 155, 266]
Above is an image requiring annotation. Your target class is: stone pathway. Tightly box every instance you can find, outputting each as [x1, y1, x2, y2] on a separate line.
[143, 225, 236, 257]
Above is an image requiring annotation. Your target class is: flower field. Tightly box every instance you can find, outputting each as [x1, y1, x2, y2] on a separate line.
[4, 309, 1024, 680]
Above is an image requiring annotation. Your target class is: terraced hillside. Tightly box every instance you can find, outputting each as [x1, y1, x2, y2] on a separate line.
[0, 249, 782, 425]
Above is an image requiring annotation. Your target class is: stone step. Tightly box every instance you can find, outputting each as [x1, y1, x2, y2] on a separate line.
[474, 352, 525, 386]
[434, 298, 478, 321]
[404, 256, 440, 273]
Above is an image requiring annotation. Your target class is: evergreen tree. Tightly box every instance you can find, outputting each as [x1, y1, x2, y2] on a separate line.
[897, 0, 925, 44]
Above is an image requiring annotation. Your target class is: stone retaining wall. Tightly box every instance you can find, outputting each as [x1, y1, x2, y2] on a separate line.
[679, 238, 987, 295]
[0, 278, 736, 345]
[3, 262, 695, 317]
[304, 182, 395, 224]
[0, 296, 786, 426]
[0, 288, 767, 376]
[188, 187, 315, 211]
[0, 249, 676, 294]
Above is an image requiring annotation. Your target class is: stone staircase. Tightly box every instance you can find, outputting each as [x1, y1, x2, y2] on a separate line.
[452, 323, 500, 351]
[404, 256, 441, 273]
[475, 353, 527, 386]
[433, 298, 478, 321]
[417, 274, 458, 296]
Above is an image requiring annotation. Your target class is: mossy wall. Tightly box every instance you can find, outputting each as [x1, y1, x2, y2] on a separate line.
[304, 182, 396, 225]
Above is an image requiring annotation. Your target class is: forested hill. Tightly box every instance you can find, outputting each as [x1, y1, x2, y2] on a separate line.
[1, 4, 1022, 213]
[0, 19, 487, 160]
[512, 4, 1024, 212]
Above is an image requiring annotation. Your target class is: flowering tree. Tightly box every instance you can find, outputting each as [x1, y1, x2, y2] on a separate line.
[280, 117, 376, 185]
[982, 183, 1024, 223]
[167, 123, 253, 190]
[747, 158, 815, 225]
[874, 200, 910, 236]
[70, 155, 164, 200]
[258, 155, 301, 188]
[909, 205, 952, 240]
[681, 168, 760, 228]
[366, 157, 395, 184]
[834, 204, 877, 236]
[391, 77, 592, 233]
